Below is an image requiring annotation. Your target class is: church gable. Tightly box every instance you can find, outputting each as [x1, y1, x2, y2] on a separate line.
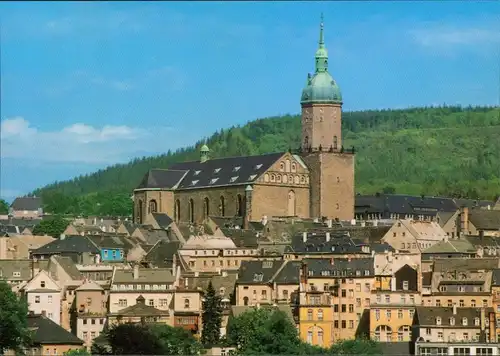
[257, 152, 310, 186]
[135, 169, 188, 190]
[169, 152, 284, 190]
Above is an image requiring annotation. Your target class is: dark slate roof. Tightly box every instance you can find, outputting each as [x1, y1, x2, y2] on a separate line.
[52, 256, 83, 280]
[492, 269, 500, 286]
[455, 198, 495, 209]
[143, 240, 181, 268]
[152, 213, 173, 229]
[287, 232, 371, 255]
[355, 194, 460, 216]
[422, 272, 432, 286]
[169, 152, 285, 190]
[274, 260, 302, 284]
[303, 257, 374, 277]
[0, 218, 42, 226]
[110, 299, 169, 316]
[135, 169, 187, 190]
[415, 306, 494, 326]
[432, 257, 500, 272]
[221, 228, 260, 248]
[10, 197, 42, 211]
[86, 235, 133, 251]
[337, 225, 391, 243]
[27, 313, 84, 345]
[32, 235, 100, 255]
[188, 272, 238, 299]
[469, 210, 500, 231]
[237, 260, 285, 284]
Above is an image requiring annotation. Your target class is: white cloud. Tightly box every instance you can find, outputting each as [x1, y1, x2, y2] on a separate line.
[0, 117, 174, 164]
[409, 24, 500, 49]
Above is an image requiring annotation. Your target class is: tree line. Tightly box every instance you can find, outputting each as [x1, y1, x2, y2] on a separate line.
[23, 105, 500, 216]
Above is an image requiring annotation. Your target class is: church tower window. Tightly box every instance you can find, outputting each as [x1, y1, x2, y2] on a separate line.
[333, 136, 338, 150]
[237, 195, 243, 217]
[137, 200, 143, 224]
[149, 200, 158, 213]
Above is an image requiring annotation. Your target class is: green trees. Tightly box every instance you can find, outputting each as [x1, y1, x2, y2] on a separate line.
[0, 280, 31, 354]
[63, 349, 91, 356]
[227, 307, 383, 355]
[201, 281, 223, 346]
[101, 323, 202, 355]
[32, 215, 70, 238]
[0, 199, 9, 214]
[30, 105, 500, 216]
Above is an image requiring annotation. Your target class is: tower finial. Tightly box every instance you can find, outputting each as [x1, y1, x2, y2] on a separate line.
[319, 13, 325, 48]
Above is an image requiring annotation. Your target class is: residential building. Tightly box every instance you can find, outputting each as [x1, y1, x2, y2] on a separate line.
[31, 235, 101, 264]
[415, 341, 500, 356]
[382, 219, 447, 253]
[0, 234, 54, 259]
[412, 306, 496, 343]
[9, 196, 43, 219]
[21, 269, 62, 325]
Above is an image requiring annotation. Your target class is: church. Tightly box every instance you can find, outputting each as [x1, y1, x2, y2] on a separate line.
[133, 17, 355, 226]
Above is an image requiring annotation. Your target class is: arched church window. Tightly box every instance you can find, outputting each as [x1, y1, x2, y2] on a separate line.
[175, 200, 181, 223]
[279, 162, 285, 172]
[189, 199, 195, 223]
[237, 195, 243, 217]
[219, 196, 225, 217]
[333, 136, 338, 150]
[203, 197, 210, 219]
[291, 163, 296, 172]
[304, 136, 309, 147]
[277, 175, 282, 183]
[270, 174, 276, 182]
[149, 200, 158, 213]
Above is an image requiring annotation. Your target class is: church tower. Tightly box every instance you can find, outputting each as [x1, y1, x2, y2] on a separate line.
[301, 15, 355, 220]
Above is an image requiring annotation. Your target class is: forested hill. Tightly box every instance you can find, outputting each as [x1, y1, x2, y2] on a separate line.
[32, 106, 500, 216]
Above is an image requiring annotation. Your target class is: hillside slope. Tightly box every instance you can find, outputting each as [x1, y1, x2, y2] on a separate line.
[33, 106, 500, 216]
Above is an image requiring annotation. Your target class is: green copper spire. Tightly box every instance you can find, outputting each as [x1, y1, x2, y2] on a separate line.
[200, 143, 209, 163]
[315, 13, 328, 73]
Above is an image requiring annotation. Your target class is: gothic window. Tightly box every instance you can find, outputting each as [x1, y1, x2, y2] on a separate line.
[288, 190, 296, 216]
[203, 197, 210, 219]
[270, 174, 276, 182]
[277, 175, 282, 183]
[175, 199, 180, 222]
[149, 200, 158, 213]
[219, 196, 225, 217]
[237, 194, 243, 217]
[189, 199, 195, 223]
[304, 136, 309, 147]
[333, 136, 338, 150]
[137, 200, 143, 224]
[285, 159, 291, 172]
[279, 162, 285, 172]
[291, 163, 297, 172]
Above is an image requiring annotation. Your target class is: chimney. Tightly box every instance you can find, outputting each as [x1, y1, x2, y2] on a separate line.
[326, 232, 331, 242]
[133, 264, 139, 280]
[391, 277, 397, 291]
[184, 277, 189, 288]
[261, 215, 268, 226]
[360, 221, 366, 227]
[302, 232, 307, 243]
[172, 254, 177, 276]
[453, 304, 457, 315]
[60, 233, 66, 240]
[327, 219, 333, 228]
[460, 206, 469, 236]
[222, 271, 228, 277]
[350, 219, 356, 226]
[300, 262, 308, 284]
[373, 220, 378, 227]
[479, 230, 485, 244]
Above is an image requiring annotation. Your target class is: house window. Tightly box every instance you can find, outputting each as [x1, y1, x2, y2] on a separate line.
[318, 309, 323, 321]
[35, 296, 40, 303]
[40, 281, 46, 288]
[149, 299, 154, 306]
[118, 299, 127, 307]
[317, 329, 323, 345]
[307, 309, 313, 321]
[307, 330, 313, 344]
[184, 299, 190, 308]
[48, 295, 52, 304]
[402, 281, 409, 290]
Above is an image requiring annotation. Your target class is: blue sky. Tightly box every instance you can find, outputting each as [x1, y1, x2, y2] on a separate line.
[1, 1, 500, 202]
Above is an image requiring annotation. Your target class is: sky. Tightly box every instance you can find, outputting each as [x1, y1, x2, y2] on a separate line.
[1, 1, 500, 202]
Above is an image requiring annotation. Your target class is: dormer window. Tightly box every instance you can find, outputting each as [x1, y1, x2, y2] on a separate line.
[255, 164, 263, 169]
[253, 273, 263, 282]
[190, 180, 199, 186]
[230, 176, 238, 183]
[194, 170, 201, 176]
[13, 271, 21, 277]
[214, 168, 221, 174]
[249, 174, 257, 180]
[210, 178, 219, 185]
[449, 317, 455, 325]
[233, 166, 241, 172]
[364, 270, 370, 276]
[474, 317, 480, 326]
[436, 317, 442, 325]
[356, 270, 361, 276]
[462, 317, 468, 326]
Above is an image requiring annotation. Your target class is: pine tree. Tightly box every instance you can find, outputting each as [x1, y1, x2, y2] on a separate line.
[201, 281, 223, 346]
